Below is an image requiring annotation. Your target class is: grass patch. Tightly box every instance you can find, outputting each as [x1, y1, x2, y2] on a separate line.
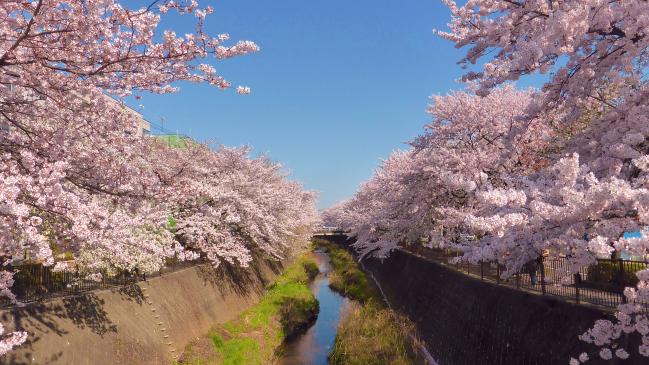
[212, 336, 260, 365]
[312, 238, 379, 303]
[176, 255, 320, 365]
[330, 301, 425, 365]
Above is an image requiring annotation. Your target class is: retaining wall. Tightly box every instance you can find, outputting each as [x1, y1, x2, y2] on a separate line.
[362, 249, 644, 365]
[0, 258, 283, 365]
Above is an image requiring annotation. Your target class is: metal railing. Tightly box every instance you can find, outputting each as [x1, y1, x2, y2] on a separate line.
[404, 245, 649, 311]
[1, 259, 205, 308]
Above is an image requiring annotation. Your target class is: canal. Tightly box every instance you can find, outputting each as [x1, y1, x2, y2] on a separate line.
[279, 250, 351, 365]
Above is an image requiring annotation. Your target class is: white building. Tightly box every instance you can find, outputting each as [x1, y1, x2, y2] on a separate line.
[104, 95, 151, 137]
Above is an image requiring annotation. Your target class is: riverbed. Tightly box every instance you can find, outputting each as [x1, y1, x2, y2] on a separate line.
[279, 250, 351, 365]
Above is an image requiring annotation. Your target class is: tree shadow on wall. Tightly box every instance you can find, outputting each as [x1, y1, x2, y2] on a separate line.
[114, 284, 146, 305]
[196, 253, 284, 298]
[197, 263, 258, 297]
[62, 294, 117, 336]
[0, 302, 66, 365]
[0, 293, 117, 365]
[265, 257, 284, 276]
[0, 348, 64, 365]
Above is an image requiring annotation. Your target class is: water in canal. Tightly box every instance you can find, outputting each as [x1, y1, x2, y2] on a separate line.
[279, 250, 351, 365]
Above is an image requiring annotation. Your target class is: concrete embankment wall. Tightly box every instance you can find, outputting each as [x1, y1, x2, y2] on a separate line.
[0, 258, 284, 365]
[362, 249, 644, 365]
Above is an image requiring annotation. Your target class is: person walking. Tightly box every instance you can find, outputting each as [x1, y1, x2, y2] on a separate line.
[522, 256, 542, 285]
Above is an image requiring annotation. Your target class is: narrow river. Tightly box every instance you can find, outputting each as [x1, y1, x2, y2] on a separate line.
[279, 250, 351, 365]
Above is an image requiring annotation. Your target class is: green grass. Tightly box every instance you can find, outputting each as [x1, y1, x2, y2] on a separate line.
[312, 237, 424, 365]
[223, 256, 319, 336]
[330, 301, 424, 365]
[312, 238, 379, 303]
[176, 254, 319, 365]
[155, 134, 194, 149]
[211, 336, 260, 365]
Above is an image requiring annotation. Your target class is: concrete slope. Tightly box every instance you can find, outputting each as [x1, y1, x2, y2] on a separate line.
[0, 259, 283, 365]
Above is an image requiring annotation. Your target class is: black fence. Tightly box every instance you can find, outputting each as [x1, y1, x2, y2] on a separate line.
[404, 245, 649, 311]
[1, 259, 204, 308]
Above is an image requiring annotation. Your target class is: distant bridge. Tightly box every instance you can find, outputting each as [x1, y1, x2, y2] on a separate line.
[313, 226, 346, 236]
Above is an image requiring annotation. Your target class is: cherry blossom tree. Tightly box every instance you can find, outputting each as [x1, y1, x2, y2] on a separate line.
[0, 0, 318, 355]
[325, 150, 420, 258]
[326, 85, 551, 259]
[0, 0, 258, 98]
[156, 143, 319, 267]
[437, 1, 649, 360]
[328, 0, 649, 356]
[329, 1, 649, 361]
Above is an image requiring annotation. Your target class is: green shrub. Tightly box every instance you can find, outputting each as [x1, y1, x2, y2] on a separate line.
[167, 215, 177, 233]
[585, 261, 639, 288]
[302, 260, 319, 281]
[279, 295, 319, 338]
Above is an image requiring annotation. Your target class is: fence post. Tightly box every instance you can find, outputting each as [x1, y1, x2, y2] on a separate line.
[619, 259, 627, 304]
[480, 261, 484, 281]
[76, 267, 80, 295]
[574, 273, 580, 304]
[540, 257, 546, 295]
[496, 264, 501, 285]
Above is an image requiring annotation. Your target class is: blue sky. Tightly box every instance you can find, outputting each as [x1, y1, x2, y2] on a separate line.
[124, 0, 506, 209]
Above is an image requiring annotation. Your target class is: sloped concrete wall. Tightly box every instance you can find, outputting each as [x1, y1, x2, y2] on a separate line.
[0, 259, 283, 365]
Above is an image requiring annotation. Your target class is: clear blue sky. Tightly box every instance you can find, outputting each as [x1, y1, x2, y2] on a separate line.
[124, 0, 501, 209]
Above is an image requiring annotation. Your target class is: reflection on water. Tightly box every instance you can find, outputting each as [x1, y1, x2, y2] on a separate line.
[279, 250, 351, 365]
